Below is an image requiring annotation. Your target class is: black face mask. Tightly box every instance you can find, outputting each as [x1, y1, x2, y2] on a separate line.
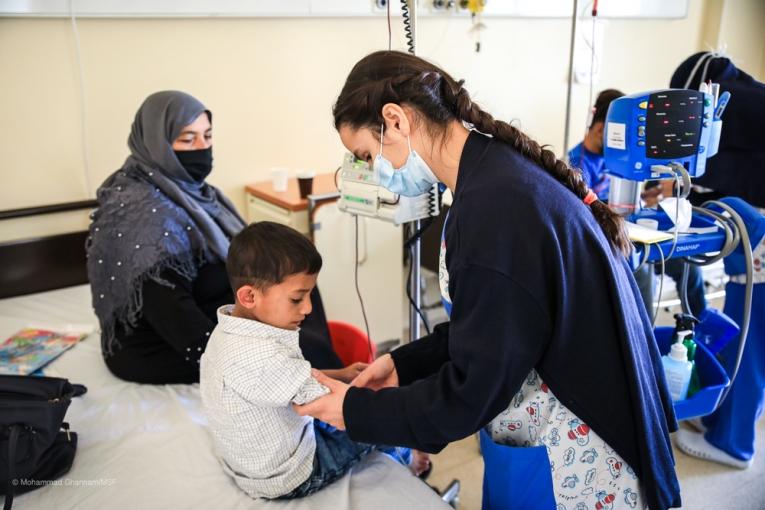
[175, 147, 213, 183]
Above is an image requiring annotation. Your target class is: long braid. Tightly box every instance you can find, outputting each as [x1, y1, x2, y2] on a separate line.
[333, 50, 632, 255]
[445, 80, 631, 255]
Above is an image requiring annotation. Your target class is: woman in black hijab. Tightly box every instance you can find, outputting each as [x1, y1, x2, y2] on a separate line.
[87, 91, 342, 384]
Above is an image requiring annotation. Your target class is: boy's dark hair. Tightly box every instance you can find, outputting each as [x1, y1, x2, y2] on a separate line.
[591, 88, 625, 126]
[226, 221, 322, 292]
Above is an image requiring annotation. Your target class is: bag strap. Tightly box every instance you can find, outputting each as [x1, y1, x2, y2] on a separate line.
[4, 424, 21, 510]
[71, 384, 87, 398]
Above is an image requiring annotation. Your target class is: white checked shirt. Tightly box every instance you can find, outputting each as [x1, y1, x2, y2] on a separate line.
[199, 305, 329, 499]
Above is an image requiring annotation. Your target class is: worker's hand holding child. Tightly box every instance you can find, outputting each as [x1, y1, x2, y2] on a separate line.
[294, 355, 399, 429]
[294, 369, 349, 429]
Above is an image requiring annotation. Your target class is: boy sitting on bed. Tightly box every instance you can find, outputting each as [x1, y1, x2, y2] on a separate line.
[200, 221, 429, 500]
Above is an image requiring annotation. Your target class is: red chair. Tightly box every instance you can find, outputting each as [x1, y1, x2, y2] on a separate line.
[327, 321, 376, 365]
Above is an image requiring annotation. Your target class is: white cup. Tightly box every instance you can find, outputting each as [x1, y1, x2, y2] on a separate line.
[636, 218, 659, 230]
[270, 167, 289, 192]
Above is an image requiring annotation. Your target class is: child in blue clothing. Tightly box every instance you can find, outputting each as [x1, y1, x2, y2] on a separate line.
[567, 88, 624, 201]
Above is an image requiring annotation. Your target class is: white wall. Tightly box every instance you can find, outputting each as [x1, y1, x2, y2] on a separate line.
[0, 0, 723, 242]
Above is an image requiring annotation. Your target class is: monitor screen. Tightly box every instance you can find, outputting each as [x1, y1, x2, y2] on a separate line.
[646, 90, 703, 159]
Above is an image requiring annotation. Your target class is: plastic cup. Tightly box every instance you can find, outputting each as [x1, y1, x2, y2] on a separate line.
[296, 170, 315, 199]
[270, 167, 289, 192]
[636, 218, 659, 230]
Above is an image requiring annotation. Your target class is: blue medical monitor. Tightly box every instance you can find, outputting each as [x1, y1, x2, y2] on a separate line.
[603, 89, 717, 181]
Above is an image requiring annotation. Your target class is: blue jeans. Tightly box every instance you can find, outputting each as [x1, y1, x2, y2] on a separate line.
[278, 420, 411, 499]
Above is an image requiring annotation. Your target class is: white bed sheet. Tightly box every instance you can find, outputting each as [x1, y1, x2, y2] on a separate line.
[0, 285, 449, 510]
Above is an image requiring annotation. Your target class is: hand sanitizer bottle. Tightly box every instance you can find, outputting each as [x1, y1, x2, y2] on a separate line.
[662, 333, 694, 402]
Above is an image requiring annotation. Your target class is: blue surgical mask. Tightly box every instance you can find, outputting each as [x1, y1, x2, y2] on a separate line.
[375, 123, 439, 197]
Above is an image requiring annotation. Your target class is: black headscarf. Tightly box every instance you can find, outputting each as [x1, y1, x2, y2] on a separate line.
[87, 91, 245, 355]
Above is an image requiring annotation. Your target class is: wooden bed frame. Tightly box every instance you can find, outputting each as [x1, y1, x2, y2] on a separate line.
[0, 200, 96, 298]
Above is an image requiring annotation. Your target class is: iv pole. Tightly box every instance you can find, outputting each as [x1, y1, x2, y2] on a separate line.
[405, 0, 422, 344]
[561, 0, 579, 157]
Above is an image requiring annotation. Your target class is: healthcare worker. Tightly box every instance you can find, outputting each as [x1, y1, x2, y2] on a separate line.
[670, 51, 765, 469]
[296, 50, 681, 510]
[675, 198, 765, 469]
[668, 52, 765, 209]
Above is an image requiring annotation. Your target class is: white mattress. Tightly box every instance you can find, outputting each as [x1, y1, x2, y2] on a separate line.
[0, 285, 449, 510]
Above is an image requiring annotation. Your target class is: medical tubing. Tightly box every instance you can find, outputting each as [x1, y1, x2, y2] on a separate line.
[633, 239, 652, 273]
[649, 163, 684, 261]
[665, 163, 687, 259]
[404, 216, 434, 249]
[387, 0, 392, 51]
[701, 201, 754, 404]
[685, 206, 736, 265]
[680, 261, 691, 317]
[401, 0, 415, 54]
[406, 242, 431, 335]
[653, 242, 666, 327]
[692, 207, 737, 262]
[380, 195, 401, 206]
[583, 0, 597, 135]
[354, 215, 374, 360]
[683, 51, 723, 90]
[403, 188, 437, 249]
[428, 187, 437, 217]
[673, 162, 692, 199]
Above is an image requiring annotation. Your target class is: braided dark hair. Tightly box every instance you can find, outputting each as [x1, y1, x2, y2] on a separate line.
[333, 51, 631, 255]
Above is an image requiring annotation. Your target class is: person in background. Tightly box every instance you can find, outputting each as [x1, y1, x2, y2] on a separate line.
[567, 88, 667, 319]
[567, 88, 624, 201]
[670, 51, 765, 470]
[87, 91, 342, 384]
[669, 51, 765, 209]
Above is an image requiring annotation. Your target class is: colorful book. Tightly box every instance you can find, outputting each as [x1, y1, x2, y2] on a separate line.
[0, 328, 88, 375]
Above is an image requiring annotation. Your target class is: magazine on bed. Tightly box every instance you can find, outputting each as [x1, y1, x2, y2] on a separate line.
[0, 326, 91, 375]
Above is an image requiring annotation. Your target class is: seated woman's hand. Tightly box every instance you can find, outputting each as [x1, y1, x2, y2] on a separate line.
[339, 362, 368, 383]
[294, 369, 349, 430]
[319, 362, 368, 383]
[350, 353, 399, 390]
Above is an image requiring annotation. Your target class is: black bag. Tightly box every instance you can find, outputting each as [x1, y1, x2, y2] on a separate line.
[0, 375, 87, 510]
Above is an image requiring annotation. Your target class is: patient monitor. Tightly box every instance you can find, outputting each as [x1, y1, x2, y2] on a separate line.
[337, 153, 439, 225]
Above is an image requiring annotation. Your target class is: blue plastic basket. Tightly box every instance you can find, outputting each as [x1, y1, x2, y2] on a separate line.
[695, 307, 740, 355]
[654, 327, 730, 420]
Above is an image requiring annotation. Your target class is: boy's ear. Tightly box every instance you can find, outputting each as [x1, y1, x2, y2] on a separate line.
[235, 285, 261, 309]
[591, 121, 605, 137]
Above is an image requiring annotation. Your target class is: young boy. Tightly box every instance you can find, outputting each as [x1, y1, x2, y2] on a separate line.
[200, 222, 426, 500]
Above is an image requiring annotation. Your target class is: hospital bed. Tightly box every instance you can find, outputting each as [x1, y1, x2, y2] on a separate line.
[0, 285, 449, 510]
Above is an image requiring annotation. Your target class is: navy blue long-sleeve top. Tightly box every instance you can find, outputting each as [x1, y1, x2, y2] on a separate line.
[343, 131, 681, 510]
